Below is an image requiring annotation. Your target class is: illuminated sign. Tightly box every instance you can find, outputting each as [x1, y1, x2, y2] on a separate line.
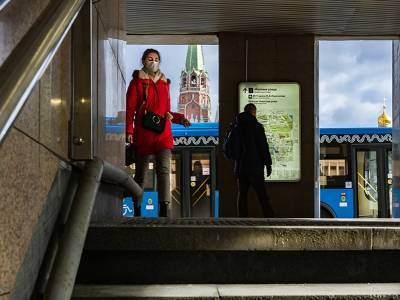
[239, 82, 301, 182]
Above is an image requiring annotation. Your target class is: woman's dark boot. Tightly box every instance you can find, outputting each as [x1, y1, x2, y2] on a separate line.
[134, 205, 141, 217]
[159, 201, 170, 218]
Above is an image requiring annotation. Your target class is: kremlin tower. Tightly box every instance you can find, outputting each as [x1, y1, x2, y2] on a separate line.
[178, 45, 211, 122]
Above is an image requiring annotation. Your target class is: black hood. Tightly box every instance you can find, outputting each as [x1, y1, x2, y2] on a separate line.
[237, 111, 257, 126]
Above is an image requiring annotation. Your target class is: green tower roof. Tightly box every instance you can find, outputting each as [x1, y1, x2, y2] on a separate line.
[185, 45, 205, 72]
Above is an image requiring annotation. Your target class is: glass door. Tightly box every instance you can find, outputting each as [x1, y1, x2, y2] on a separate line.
[170, 153, 183, 218]
[353, 146, 392, 218]
[386, 149, 393, 217]
[355, 150, 379, 217]
[172, 147, 216, 218]
[190, 152, 211, 217]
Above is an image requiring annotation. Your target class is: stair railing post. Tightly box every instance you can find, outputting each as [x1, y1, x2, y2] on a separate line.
[44, 158, 103, 300]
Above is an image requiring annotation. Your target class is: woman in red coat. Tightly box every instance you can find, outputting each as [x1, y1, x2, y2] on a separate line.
[126, 49, 190, 217]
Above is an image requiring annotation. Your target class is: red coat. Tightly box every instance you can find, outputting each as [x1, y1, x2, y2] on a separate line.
[126, 69, 184, 155]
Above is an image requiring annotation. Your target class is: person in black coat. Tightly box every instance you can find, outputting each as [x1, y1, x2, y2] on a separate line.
[235, 103, 274, 217]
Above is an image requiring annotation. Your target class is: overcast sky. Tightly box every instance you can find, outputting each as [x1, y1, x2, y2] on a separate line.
[319, 40, 392, 128]
[126, 45, 219, 122]
[126, 41, 392, 128]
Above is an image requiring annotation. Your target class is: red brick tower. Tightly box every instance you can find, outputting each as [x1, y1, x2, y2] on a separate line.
[178, 45, 211, 122]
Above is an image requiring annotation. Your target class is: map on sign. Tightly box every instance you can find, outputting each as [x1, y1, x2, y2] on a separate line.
[238, 82, 301, 181]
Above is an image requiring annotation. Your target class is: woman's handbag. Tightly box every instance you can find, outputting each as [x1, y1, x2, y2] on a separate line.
[142, 110, 166, 133]
[141, 82, 166, 134]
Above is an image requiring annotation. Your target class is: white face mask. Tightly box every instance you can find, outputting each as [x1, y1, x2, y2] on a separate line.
[145, 61, 160, 73]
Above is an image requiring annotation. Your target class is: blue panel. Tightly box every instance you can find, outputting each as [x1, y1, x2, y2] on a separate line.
[320, 127, 392, 135]
[214, 190, 219, 218]
[122, 191, 158, 218]
[393, 187, 400, 218]
[172, 122, 219, 137]
[320, 189, 354, 218]
[110, 125, 392, 139]
[122, 197, 134, 218]
[140, 191, 158, 217]
[105, 122, 220, 137]
[105, 124, 124, 134]
[112, 125, 391, 136]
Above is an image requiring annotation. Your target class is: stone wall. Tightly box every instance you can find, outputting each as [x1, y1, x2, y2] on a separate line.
[0, 23, 71, 300]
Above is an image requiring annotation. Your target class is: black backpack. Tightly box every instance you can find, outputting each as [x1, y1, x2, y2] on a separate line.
[223, 117, 242, 160]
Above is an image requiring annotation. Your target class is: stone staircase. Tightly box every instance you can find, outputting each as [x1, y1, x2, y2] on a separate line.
[72, 218, 400, 299]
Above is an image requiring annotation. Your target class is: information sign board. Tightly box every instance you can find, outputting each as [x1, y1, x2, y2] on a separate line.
[238, 82, 301, 181]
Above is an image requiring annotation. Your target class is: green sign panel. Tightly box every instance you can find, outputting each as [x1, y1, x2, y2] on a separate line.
[239, 82, 301, 182]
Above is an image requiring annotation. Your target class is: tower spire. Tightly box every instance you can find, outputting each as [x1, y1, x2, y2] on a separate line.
[185, 45, 205, 72]
[179, 45, 210, 122]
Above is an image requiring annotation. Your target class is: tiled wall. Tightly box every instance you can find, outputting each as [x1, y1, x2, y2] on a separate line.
[0, 0, 126, 297]
[218, 33, 316, 217]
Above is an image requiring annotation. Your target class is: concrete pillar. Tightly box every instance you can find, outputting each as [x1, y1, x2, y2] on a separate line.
[218, 33, 316, 217]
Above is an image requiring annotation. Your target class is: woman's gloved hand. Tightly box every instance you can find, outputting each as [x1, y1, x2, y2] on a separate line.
[181, 117, 191, 127]
[127, 134, 134, 144]
[165, 112, 173, 120]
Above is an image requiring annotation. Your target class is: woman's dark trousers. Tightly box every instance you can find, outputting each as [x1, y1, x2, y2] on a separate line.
[134, 149, 172, 217]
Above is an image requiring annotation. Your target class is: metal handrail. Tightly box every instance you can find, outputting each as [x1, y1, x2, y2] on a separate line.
[44, 158, 143, 300]
[357, 171, 378, 194]
[0, 0, 11, 11]
[0, 0, 85, 143]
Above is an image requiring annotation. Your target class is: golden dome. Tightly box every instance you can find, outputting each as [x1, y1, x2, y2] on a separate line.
[378, 98, 391, 127]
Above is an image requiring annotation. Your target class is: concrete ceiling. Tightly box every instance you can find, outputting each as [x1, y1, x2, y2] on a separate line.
[126, 0, 400, 36]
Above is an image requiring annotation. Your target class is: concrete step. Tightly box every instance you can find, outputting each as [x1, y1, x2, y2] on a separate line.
[84, 218, 400, 252]
[72, 284, 400, 299]
[76, 218, 400, 284]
